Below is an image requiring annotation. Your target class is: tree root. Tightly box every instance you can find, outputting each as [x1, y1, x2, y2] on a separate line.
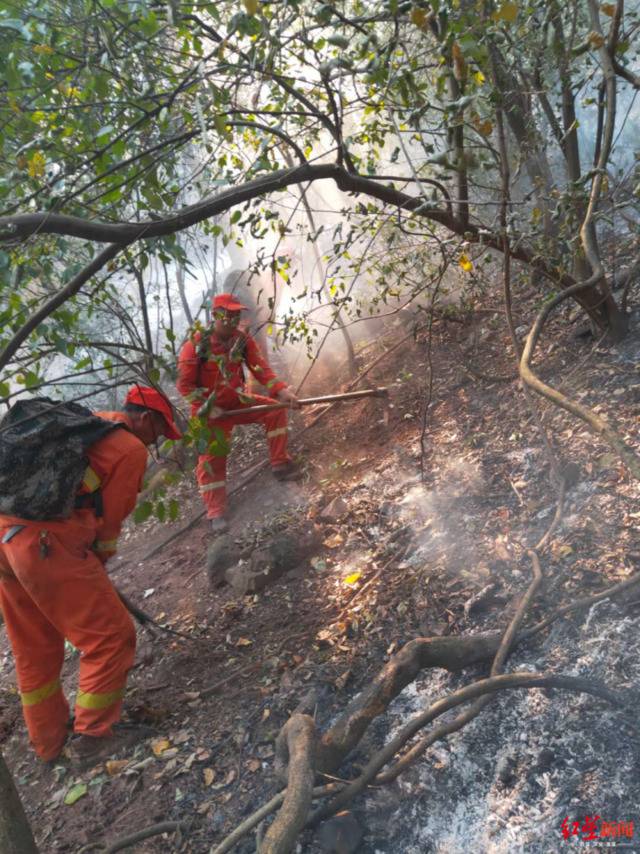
[209, 785, 340, 854]
[104, 820, 188, 853]
[520, 281, 640, 480]
[259, 714, 317, 854]
[309, 671, 626, 826]
[214, 562, 635, 851]
[375, 549, 542, 787]
[315, 633, 506, 773]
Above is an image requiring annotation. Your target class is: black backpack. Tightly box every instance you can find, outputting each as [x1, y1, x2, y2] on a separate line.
[0, 397, 125, 521]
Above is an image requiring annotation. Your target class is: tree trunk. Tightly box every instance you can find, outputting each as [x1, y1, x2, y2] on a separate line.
[0, 753, 39, 854]
[133, 267, 155, 373]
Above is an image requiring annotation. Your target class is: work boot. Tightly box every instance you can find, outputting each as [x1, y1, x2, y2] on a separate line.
[65, 723, 155, 770]
[210, 516, 229, 535]
[272, 461, 303, 482]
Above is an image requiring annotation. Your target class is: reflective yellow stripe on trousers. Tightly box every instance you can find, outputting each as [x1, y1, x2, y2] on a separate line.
[200, 481, 226, 492]
[76, 687, 125, 710]
[21, 677, 62, 706]
[267, 427, 287, 438]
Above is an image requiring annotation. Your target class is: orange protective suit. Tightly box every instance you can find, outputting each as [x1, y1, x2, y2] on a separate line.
[177, 329, 291, 519]
[0, 413, 147, 760]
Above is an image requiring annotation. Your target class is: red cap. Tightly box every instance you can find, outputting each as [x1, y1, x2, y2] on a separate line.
[125, 386, 182, 440]
[213, 293, 248, 312]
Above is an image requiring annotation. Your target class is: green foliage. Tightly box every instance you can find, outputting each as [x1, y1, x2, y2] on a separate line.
[0, 0, 636, 408]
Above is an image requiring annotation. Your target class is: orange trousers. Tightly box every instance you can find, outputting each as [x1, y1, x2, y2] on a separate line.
[196, 392, 291, 519]
[0, 519, 135, 760]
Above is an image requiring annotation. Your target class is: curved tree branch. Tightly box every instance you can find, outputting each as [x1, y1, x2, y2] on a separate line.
[260, 715, 316, 854]
[520, 281, 640, 480]
[310, 671, 627, 825]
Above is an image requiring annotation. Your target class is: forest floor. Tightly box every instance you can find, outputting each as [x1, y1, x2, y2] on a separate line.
[2, 289, 640, 854]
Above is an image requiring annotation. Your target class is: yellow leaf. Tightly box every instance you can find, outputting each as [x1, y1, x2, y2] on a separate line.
[323, 532, 344, 549]
[410, 8, 430, 30]
[236, 637, 253, 646]
[531, 207, 541, 223]
[343, 571, 362, 586]
[588, 30, 605, 48]
[492, 1, 518, 23]
[474, 70, 485, 85]
[151, 737, 172, 756]
[203, 767, 216, 787]
[556, 544, 574, 558]
[105, 759, 130, 775]
[459, 253, 474, 273]
[27, 151, 46, 179]
[600, 3, 616, 15]
[33, 44, 54, 55]
[243, 0, 260, 15]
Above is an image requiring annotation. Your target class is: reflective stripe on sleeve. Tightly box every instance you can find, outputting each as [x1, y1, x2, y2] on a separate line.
[200, 481, 226, 493]
[94, 539, 118, 553]
[267, 427, 287, 439]
[76, 687, 124, 711]
[82, 466, 101, 492]
[265, 378, 278, 389]
[21, 678, 62, 707]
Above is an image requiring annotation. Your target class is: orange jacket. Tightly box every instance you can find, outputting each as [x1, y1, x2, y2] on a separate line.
[176, 329, 286, 412]
[84, 412, 148, 561]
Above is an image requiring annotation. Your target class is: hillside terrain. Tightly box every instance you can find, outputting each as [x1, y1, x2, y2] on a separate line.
[1, 299, 640, 853]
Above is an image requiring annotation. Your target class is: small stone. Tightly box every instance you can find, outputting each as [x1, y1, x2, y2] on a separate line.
[318, 496, 349, 522]
[316, 811, 363, 854]
[495, 753, 517, 787]
[206, 535, 240, 589]
[535, 748, 555, 772]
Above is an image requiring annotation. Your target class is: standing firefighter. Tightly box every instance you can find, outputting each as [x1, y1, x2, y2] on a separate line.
[0, 386, 181, 764]
[177, 293, 301, 533]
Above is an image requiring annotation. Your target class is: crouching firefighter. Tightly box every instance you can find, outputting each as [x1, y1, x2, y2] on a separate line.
[177, 292, 302, 535]
[0, 386, 181, 764]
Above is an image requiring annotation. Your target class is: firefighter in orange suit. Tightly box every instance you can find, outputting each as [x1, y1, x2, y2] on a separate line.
[177, 292, 301, 533]
[0, 386, 181, 764]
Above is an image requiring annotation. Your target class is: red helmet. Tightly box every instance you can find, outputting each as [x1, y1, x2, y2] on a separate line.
[124, 386, 182, 439]
[212, 293, 248, 311]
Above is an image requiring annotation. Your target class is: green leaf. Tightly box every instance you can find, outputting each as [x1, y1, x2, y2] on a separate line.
[169, 499, 179, 521]
[64, 783, 88, 805]
[134, 501, 153, 523]
[230, 210, 241, 224]
[96, 125, 114, 142]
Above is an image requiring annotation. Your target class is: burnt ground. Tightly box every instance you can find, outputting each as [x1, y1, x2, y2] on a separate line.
[1, 294, 640, 854]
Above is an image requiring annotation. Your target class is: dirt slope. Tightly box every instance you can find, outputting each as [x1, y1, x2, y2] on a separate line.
[1, 306, 640, 853]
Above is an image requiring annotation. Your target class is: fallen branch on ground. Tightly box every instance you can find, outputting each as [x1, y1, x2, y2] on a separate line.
[209, 785, 340, 854]
[259, 715, 317, 854]
[309, 671, 626, 825]
[104, 820, 188, 853]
